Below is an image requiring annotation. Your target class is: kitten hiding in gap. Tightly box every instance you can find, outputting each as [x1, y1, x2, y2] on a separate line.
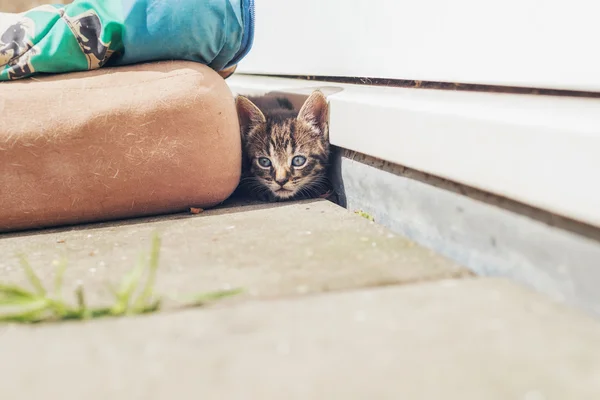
[235, 90, 331, 202]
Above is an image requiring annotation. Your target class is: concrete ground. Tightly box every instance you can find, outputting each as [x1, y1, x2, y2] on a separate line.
[1, 199, 599, 399]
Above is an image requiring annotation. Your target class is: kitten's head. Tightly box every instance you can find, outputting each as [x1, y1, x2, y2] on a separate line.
[236, 90, 330, 201]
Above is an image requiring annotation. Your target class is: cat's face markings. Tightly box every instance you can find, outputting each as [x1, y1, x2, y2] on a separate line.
[259, 128, 311, 199]
[250, 119, 306, 199]
[236, 91, 330, 201]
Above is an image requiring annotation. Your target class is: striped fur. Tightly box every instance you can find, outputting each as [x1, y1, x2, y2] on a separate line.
[235, 90, 330, 201]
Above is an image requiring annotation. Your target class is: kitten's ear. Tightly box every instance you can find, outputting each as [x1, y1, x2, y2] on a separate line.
[236, 96, 266, 136]
[297, 90, 329, 136]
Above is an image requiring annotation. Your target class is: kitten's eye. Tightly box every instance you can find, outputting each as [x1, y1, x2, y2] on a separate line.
[257, 157, 272, 168]
[292, 156, 307, 167]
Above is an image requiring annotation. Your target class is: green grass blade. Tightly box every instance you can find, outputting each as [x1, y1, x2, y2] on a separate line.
[53, 257, 68, 298]
[119, 254, 146, 297]
[0, 284, 38, 308]
[0, 299, 51, 323]
[76, 285, 85, 309]
[184, 288, 244, 307]
[60, 306, 113, 321]
[0, 283, 36, 300]
[48, 299, 69, 318]
[18, 255, 46, 296]
[138, 299, 161, 314]
[0, 295, 40, 307]
[1, 233, 243, 324]
[75, 285, 92, 320]
[89, 307, 115, 319]
[112, 253, 146, 314]
[134, 233, 161, 309]
[0, 311, 46, 324]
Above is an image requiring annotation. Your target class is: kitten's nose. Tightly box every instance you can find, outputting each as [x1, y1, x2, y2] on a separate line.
[275, 178, 289, 186]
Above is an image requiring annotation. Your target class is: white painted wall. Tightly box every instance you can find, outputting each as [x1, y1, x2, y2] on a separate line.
[239, 0, 600, 92]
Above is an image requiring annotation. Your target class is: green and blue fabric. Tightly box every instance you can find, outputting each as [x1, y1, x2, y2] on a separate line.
[0, 0, 254, 81]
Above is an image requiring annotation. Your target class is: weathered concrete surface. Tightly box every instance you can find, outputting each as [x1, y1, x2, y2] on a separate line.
[333, 151, 600, 318]
[1, 278, 600, 399]
[0, 200, 470, 308]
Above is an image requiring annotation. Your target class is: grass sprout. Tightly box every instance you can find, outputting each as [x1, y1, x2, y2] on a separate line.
[0, 233, 242, 324]
[355, 210, 375, 222]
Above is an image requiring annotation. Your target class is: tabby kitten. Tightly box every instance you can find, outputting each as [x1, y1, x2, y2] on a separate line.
[235, 90, 330, 202]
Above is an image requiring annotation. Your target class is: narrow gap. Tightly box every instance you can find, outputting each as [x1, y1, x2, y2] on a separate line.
[250, 74, 600, 99]
[339, 149, 600, 243]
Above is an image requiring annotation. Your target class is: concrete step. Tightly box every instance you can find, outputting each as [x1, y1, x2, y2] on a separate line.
[1, 199, 599, 399]
[0, 199, 471, 306]
[1, 279, 600, 399]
